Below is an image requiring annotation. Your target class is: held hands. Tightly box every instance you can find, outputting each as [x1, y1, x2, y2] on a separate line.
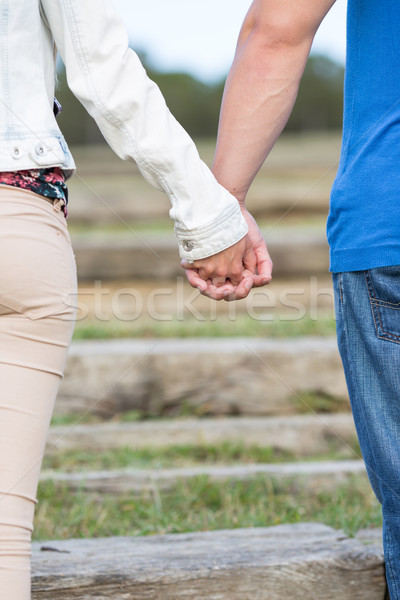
[181, 207, 273, 301]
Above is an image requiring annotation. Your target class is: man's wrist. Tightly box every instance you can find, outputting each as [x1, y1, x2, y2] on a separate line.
[211, 167, 247, 206]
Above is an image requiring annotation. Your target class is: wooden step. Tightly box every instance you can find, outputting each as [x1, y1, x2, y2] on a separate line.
[71, 229, 329, 281]
[31, 523, 384, 599]
[56, 337, 348, 420]
[47, 413, 357, 457]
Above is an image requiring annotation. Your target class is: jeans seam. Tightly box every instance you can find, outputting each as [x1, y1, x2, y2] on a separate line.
[377, 333, 400, 343]
[385, 524, 398, 600]
[365, 270, 380, 333]
[339, 272, 382, 499]
[338, 272, 343, 303]
[371, 302, 400, 310]
[365, 270, 400, 344]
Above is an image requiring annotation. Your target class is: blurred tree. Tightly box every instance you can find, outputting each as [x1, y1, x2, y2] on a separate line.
[286, 54, 344, 131]
[143, 68, 224, 138]
[55, 51, 344, 146]
[55, 63, 104, 145]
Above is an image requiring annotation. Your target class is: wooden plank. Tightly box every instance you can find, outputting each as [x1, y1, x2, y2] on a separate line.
[356, 528, 383, 548]
[56, 338, 348, 420]
[40, 459, 367, 494]
[46, 414, 357, 457]
[31, 523, 384, 599]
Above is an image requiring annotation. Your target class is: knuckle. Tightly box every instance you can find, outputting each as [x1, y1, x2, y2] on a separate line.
[200, 265, 213, 278]
[213, 267, 227, 279]
[231, 268, 243, 281]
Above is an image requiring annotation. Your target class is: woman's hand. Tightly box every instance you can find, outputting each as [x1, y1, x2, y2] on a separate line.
[181, 207, 272, 301]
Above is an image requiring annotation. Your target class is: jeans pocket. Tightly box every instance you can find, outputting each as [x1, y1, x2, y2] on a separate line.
[366, 265, 400, 344]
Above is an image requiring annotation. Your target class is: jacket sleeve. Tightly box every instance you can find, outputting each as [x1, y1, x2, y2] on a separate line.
[40, 0, 248, 260]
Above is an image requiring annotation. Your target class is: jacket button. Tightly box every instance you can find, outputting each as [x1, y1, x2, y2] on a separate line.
[182, 240, 195, 252]
[35, 144, 46, 156]
[12, 146, 22, 159]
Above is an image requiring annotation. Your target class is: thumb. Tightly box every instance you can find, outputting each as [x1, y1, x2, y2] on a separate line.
[181, 259, 196, 270]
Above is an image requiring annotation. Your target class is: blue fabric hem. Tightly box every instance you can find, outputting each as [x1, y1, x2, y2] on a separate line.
[330, 245, 400, 273]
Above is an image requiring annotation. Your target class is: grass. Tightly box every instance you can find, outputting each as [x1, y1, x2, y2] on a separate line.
[72, 313, 337, 340]
[34, 475, 381, 541]
[42, 441, 361, 473]
[37, 441, 368, 542]
[42, 443, 296, 472]
[294, 391, 350, 414]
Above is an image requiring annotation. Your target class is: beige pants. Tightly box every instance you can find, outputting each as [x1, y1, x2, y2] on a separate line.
[0, 186, 77, 598]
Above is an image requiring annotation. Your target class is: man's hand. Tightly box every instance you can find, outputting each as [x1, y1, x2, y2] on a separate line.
[240, 205, 273, 287]
[181, 206, 272, 301]
[182, 0, 336, 301]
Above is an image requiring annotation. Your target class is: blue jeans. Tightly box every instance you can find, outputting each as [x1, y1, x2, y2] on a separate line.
[333, 267, 400, 599]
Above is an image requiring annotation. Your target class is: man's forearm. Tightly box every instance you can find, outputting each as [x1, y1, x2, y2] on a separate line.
[212, 0, 336, 203]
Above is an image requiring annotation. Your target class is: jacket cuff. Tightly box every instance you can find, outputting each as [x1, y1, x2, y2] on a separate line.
[174, 202, 248, 260]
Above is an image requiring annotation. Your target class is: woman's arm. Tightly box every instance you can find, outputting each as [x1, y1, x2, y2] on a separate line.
[40, 0, 248, 265]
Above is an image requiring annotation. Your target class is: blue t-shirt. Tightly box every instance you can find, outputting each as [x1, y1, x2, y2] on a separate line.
[328, 0, 400, 272]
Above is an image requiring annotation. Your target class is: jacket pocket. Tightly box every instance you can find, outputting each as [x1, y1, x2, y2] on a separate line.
[366, 265, 400, 344]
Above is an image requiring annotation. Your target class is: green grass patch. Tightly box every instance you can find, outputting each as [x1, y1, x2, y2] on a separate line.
[42, 440, 361, 473]
[72, 314, 337, 340]
[34, 475, 381, 541]
[42, 442, 297, 473]
[50, 410, 150, 426]
[50, 412, 108, 426]
[294, 391, 351, 414]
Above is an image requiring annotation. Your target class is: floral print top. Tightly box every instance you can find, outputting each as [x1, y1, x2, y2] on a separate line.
[0, 167, 68, 217]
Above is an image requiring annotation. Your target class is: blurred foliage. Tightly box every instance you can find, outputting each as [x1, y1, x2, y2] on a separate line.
[287, 54, 344, 131]
[55, 51, 343, 145]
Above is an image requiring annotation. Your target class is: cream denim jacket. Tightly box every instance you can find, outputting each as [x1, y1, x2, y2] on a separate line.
[0, 0, 248, 260]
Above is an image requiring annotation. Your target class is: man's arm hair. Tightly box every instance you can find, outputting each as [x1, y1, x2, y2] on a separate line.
[212, 0, 337, 203]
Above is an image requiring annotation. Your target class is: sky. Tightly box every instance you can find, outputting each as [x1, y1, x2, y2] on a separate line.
[111, 0, 347, 83]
